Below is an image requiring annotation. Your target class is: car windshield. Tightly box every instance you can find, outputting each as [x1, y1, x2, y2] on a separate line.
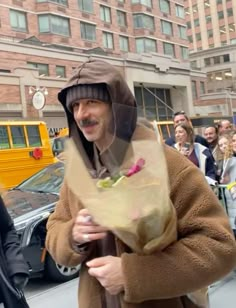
[15, 162, 64, 194]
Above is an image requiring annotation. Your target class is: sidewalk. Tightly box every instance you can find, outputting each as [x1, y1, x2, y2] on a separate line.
[209, 271, 236, 308]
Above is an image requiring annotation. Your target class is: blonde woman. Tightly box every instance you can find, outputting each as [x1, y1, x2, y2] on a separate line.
[215, 134, 232, 182]
[220, 131, 236, 235]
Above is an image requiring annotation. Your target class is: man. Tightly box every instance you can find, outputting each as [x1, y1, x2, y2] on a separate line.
[46, 59, 236, 308]
[165, 111, 209, 147]
[217, 119, 232, 134]
[204, 126, 219, 160]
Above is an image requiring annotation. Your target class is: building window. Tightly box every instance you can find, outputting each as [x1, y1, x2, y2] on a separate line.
[103, 32, 114, 49]
[100, 6, 111, 23]
[204, 57, 211, 66]
[163, 42, 175, 57]
[216, 0, 222, 4]
[205, 15, 211, 24]
[213, 56, 220, 64]
[204, 0, 210, 8]
[180, 46, 188, 59]
[134, 86, 172, 121]
[78, 0, 93, 13]
[207, 29, 213, 38]
[196, 33, 201, 41]
[133, 14, 155, 30]
[209, 44, 215, 48]
[56, 65, 66, 78]
[220, 25, 226, 34]
[37, 0, 68, 5]
[131, 0, 152, 7]
[190, 61, 197, 69]
[38, 15, 70, 36]
[224, 70, 232, 80]
[80, 22, 96, 41]
[229, 24, 236, 32]
[192, 4, 198, 13]
[221, 41, 227, 46]
[187, 35, 193, 43]
[217, 11, 224, 19]
[161, 20, 173, 36]
[159, 0, 170, 14]
[178, 25, 187, 39]
[200, 82, 205, 95]
[223, 54, 230, 62]
[136, 38, 156, 53]
[175, 5, 184, 18]
[227, 8, 233, 17]
[117, 10, 127, 27]
[186, 21, 191, 29]
[194, 19, 199, 27]
[27, 62, 49, 76]
[10, 10, 27, 32]
[191, 81, 197, 99]
[119, 36, 129, 52]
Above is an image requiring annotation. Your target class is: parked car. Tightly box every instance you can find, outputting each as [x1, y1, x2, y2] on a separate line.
[2, 162, 80, 282]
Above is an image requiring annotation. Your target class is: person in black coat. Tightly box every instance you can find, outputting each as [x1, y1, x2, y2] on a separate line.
[0, 195, 29, 308]
[165, 111, 209, 148]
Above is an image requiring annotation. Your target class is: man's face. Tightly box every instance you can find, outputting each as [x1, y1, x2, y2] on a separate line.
[73, 98, 112, 149]
[219, 120, 231, 133]
[174, 114, 188, 126]
[204, 127, 217, 144]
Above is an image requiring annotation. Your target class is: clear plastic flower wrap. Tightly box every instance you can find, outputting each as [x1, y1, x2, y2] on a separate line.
[65, 133, 176, 255]
[64, 123, 208, 307]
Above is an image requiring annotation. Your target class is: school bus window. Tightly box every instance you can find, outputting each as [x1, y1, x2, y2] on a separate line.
[27, 125, 42, 147]
[11, 126, 26, 148]
[0, 126, 10, 149]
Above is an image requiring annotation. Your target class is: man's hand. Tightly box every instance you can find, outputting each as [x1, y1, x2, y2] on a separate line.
[72, 209, 108, 244]
[86, 256, 124, 295]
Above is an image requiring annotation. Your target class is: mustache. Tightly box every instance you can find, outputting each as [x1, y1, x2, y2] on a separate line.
[79, 119, 98, 127]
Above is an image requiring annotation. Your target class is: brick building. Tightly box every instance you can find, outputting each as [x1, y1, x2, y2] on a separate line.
[0, 0, 206, 129]
[185, 0, 236, 117]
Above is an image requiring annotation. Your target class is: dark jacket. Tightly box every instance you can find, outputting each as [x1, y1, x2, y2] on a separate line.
[0, 196, 29, 308]
[166, 134, 209, 148]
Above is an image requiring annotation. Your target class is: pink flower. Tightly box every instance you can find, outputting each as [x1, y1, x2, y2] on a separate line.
[126, 158, 145, 177]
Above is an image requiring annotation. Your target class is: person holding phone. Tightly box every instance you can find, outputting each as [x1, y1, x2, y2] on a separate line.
[174, 123, 216, 180]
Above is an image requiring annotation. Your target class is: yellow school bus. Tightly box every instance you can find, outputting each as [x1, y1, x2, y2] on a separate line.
[156, 120, 174, 140]
[0, 121, 58, 189]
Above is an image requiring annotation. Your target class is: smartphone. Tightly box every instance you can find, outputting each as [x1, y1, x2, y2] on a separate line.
[183, 142, 190, 151]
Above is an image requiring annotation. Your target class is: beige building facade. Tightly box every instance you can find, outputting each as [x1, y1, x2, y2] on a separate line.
[0, 0, 213, 129]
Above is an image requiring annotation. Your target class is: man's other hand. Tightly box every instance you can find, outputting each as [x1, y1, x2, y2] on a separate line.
[86, 256, 124, 295]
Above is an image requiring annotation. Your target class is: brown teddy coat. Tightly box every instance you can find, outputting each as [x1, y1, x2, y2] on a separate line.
[46, 125, 236, 308]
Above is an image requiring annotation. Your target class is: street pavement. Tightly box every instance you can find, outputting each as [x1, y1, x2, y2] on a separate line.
[25, 272, 236, 308]
[25, 278, 78, 308]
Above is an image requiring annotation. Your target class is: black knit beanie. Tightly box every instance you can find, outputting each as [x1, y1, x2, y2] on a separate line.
[66, 84, 111, 112]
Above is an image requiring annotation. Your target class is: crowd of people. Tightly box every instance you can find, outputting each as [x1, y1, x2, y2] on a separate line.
[165, 114, 236, 236]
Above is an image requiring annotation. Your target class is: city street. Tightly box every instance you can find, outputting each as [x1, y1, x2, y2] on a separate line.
[24, 271, 236, 308]
[25, 278, 78, 308]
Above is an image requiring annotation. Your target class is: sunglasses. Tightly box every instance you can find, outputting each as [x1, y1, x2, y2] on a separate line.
[173, 111, 186, 117]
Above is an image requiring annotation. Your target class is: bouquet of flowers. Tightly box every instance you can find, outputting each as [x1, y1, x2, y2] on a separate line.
[65, 134, 176, 254]
[65, 126, 208, 307]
